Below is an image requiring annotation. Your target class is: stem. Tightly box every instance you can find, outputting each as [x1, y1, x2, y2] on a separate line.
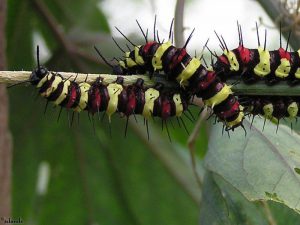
[2, 71, 300, 96]
[260, 201, 277, 225]
[31, 0, 103, 69]
[230, 79, 300, 96]
[187, 108, 208, 189]
[0, 0, 12, 218]
[174, 0, 185, 47]
[0, 71, 155, 86]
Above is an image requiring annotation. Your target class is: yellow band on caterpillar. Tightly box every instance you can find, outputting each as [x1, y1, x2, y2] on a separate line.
[125, 52, 137, 68]
[106, 83, 123, 122]
[119, 60, 126, 69]
[135, 46, 145, 65]
[226, 110, 244, 128]
[275, 58, 290, 78]
[295, 68, 300, 79]
[173, 94, 183, 117]
[295, 49, 300, 79]
[254, 47, 271, 77]
[224, 50, 239, 72]
[262, 103, 273, 119]
[287, 101, 298, 119]
[41, 75, 62, 97]
[54, 80, 71, 105]
[142, 88, 159, 119]
[74, 83, 91, 112]
[203, 84, 233, 108]
[176, 58, 201, 86]
[152, 41, 172, 70]
[37, 73, 52, 88]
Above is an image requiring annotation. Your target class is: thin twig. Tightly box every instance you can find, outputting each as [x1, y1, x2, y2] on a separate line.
[2, 71, 300, 96]
[31, 0, 105, 70]
[174, 0, 185, 47]
[0, 71, 154, 86]
[187, 107, 208, 188]
[0, 71, 185, 89]
[260, 201, 277, 225]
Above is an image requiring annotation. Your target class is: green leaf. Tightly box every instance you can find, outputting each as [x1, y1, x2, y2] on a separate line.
[199, 172, 231, 225]
[10, 86, 199, 225]
[42, 0, 110, 33]
[268, 201, 300, 225]
[6, 0, 34, 70]
[200, 172, 269, 225]
[205, 117, 300, 214]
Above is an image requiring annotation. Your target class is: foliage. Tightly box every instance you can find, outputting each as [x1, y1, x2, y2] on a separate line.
[5, 0, 300, 224]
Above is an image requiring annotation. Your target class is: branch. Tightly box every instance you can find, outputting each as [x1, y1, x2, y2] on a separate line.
[2, 71, 300, 96]
[31, 0, 104, 69]
[231, 81, 300, 96]
[0, 71, 179, 88]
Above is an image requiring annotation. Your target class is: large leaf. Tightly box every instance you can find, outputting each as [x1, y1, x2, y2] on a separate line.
[199, 172, 269, 225]
[199, 171, 300, 225]
[205, 117, 300, 214]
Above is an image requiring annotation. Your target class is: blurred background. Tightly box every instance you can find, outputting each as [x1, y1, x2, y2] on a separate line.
[2, 0, 300, 224]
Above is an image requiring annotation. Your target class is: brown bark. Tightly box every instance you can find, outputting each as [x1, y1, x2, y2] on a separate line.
[0, 0, 12, 218]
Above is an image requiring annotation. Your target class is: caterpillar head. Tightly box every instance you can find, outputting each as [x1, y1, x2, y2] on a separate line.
[30, 66, 48, 85]
[31, 46, 48, 85]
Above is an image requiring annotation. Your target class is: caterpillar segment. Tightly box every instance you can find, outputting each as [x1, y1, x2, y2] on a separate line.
[213, 22, 300, 86]
[241, 96, 300, 131]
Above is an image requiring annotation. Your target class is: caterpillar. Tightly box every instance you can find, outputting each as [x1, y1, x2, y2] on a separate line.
[30, 46, 191, 140]
[96, 18, 245, 132]
[212, 22, 300, 86]
[240, 95, 299, 131]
